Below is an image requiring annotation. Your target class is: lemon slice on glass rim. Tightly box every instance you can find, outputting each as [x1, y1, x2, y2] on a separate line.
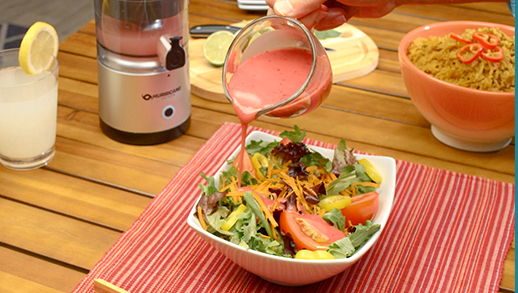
[19, 21, 59, 75]
[203, 30, 235, 67]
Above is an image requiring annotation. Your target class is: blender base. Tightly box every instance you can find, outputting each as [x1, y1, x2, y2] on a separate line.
[100, 117, 190, 145]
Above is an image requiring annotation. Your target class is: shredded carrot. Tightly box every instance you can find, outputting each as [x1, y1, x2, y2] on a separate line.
[267, 161, 272, 179]
[197, 206, 208, 230]
[279, 188, 288, 199]
[252, 192, 279, 228]
[220, 176, 237, 192]
[358, 182, 380, 188]
[271, 157, 282, 170]
[306, 165, 318, 173]
[226, 191, 245, 197]
[351, 181, 380, 197]
[295, 178, 312, 213]
[227, 191, 244, 196]
[340, 189, 352, 196]
[271, 169, 282, 175]
[270, 222, 278, 241]
[271, 201, 278, 213]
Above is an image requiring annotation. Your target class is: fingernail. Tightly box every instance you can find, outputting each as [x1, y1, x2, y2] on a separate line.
[274, 0, 294, 16]
[330, 14, 347, 26]
[316, 10, 328, 23]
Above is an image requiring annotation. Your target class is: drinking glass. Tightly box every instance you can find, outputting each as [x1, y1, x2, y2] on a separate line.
[0, 48, 59, 170]
[222, 15, 332, 123]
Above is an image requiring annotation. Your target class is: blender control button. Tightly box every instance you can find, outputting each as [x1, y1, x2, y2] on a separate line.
[163, 105, 175, 119]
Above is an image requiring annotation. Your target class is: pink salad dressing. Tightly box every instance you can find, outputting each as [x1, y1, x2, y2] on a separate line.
[227, 47, 332, 186]
[228, 47, 313, 125]
[97, 14, 185, 56]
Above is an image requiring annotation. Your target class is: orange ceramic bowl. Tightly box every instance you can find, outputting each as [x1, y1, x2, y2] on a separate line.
[398, 21, 515, 152]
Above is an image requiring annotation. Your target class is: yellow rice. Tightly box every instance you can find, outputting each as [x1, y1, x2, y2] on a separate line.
[407, 27, 515, 92]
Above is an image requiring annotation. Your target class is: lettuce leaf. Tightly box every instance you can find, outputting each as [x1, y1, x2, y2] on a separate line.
[326, 163, 376, 196]
[199, 172, 218, 196]
[279, 125, 306, 142]
[300, 151, 332, 174]
[314, 29, 341, 40]
[327, 221, 381, 259]
[348, 221, 381, 248]
[322, 208, 346, 232]
[327, 237, 356, 259]
[204, 207, 234, 236]
[245, 140, 278, 157]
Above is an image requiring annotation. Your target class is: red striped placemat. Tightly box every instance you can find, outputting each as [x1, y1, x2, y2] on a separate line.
[72, 122, 514, 293]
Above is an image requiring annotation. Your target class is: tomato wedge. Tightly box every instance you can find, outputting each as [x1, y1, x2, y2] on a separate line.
[341, 191, 379, 227]
[280, 137, 291, 146]
[279, 211, 345, 251]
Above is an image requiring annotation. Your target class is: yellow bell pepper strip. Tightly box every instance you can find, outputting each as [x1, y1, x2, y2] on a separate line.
[358, 158, 383, 184]
[318, 195, 352, 212]
[251, 152, 269, 180]
[295, 249, 335, 260]
[220, 204, 247, 231]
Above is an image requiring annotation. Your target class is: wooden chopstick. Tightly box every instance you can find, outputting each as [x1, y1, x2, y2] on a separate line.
[94, 279, 130, 293]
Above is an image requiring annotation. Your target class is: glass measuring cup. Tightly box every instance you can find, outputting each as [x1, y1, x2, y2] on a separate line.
[222, 15, 333, 124]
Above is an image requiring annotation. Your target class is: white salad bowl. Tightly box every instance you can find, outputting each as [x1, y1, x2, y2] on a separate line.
[187, 131, 396, 286]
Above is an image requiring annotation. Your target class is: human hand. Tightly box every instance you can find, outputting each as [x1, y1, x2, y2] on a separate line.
[266, 0, 397, 30]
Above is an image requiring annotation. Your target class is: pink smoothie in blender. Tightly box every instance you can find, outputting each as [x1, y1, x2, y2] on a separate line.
[94, 0, 191, 145]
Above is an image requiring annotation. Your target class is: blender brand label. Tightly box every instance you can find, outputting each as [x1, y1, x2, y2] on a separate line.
[142, 86, 182, 101]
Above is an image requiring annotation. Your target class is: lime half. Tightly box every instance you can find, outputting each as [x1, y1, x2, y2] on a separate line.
[203, 30, 235, 67]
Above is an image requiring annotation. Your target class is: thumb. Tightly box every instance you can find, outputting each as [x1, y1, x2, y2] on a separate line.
[272, 0, 327, 18]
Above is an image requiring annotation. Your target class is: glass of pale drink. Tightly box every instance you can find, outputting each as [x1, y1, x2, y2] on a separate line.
[223, 15, 332, 125]
[0, 48, 59, 170]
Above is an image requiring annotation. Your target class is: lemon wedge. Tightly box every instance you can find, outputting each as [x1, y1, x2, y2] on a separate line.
[19, 21, 59, 75]
[203, 30, 235, 67]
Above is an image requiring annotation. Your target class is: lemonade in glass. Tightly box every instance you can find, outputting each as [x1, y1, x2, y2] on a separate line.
[0, 48, 59, 170]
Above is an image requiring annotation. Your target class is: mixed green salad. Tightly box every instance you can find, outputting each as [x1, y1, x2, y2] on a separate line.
[196, 126, 382, 260]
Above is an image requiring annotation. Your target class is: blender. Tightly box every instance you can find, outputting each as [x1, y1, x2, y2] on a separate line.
[94, 0, 190, 145]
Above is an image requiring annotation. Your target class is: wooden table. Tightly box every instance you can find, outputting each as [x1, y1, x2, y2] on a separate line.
[0, 1, 514, 292]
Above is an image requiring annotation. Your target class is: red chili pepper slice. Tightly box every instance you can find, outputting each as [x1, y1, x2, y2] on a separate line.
[450, 33, 472, 44]
[472, 32, 500, 49]
[481, 46, 504, 62]
[457, 43, 483, 64]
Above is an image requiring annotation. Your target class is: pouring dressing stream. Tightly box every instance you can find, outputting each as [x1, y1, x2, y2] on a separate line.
[222, 15, 333, 186]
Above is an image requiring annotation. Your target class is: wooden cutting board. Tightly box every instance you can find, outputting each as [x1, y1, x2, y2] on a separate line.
[189, 23, 379, 103]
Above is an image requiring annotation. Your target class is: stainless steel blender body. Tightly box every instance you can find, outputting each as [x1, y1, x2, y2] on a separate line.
[94, 0, 190, 145]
